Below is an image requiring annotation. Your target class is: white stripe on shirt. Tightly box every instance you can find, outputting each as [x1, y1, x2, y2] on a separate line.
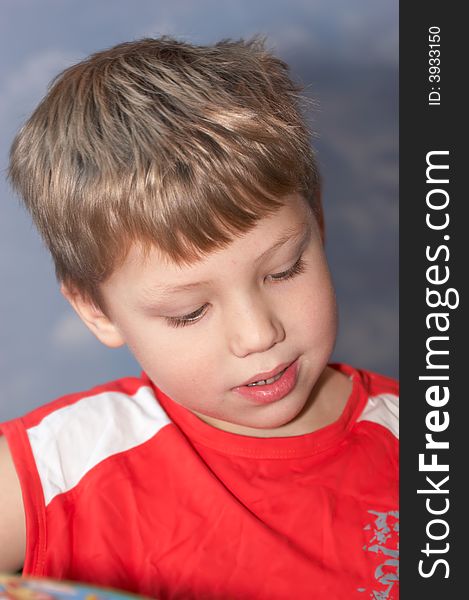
[27, 385, 171, 505]
[357, 393, 399, 439]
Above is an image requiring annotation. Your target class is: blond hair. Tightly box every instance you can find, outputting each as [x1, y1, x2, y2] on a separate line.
[9, 36, 321, 307]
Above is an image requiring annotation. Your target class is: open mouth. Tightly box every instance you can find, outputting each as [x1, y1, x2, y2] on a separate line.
[246, 368, 287, 387]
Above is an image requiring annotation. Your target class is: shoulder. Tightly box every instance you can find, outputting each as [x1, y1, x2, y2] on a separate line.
[358, 366, 399, 440]
[14, 375, 171, 506]
[16, 375, 155, 429]
[1, 374, 172, 507]
[0, 375, 175, 572]
[333, 363, 399, 440]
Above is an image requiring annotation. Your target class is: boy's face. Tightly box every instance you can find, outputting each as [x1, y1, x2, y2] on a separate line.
[69, 194, 338, 436]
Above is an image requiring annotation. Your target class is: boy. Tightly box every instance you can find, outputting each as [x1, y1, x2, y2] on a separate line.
[0, 37, 398, 599]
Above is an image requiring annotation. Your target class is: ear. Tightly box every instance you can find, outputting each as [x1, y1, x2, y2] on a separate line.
[60, 284, 125, 349]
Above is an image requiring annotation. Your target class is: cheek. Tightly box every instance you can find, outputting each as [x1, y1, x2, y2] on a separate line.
[287, 272, 337, 345]
[125, 324, 220, 403]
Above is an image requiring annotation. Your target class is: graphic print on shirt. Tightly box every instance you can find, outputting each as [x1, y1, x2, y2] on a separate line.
[358, 509, 399, 599]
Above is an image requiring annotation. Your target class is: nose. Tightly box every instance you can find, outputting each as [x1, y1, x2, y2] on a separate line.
[226, 293, 285, 358]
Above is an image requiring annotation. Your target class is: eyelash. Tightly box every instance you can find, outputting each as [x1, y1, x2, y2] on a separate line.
[165, 304, 210, 328]
[165, 255, 306, 328]
[268, 255, 306, 282]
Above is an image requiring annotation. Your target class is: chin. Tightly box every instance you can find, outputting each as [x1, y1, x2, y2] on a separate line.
[244, 402, 306, 432]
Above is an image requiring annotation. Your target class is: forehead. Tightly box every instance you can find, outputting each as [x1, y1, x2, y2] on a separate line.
[139, 196, 310, 262]
[102, 196, 315, 302]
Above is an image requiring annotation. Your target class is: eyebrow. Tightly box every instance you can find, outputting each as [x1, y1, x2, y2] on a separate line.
[254, 222, 311, 265]
[138, 222, 312, 303]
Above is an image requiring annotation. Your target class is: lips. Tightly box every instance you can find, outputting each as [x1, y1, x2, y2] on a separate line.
[232, 359, 300, 404]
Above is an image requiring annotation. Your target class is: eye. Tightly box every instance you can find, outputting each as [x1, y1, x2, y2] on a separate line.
[268, 256, 306, 282]
[165, 303, 209, 328]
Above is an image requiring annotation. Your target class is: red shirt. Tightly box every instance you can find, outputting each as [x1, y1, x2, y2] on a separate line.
[0, 364, 399, 599]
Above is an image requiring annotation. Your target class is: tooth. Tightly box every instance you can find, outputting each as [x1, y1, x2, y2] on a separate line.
[247, 379, 266, 387]
[246, 369, 285, 387]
